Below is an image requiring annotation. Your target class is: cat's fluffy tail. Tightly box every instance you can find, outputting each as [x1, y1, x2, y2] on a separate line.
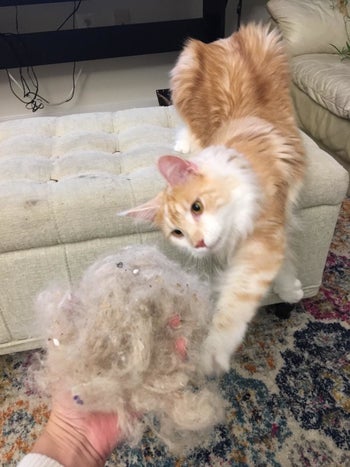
[233, 23, 286, 67]
[170, 23, 291, 148]
[230, 23, 290, 97]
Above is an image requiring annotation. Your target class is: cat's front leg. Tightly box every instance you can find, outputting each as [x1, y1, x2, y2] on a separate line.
[174, 126, 200, 154]
[201, 264, 262, 375]
[201, 234, 285, 375]
[201, 296, 257, 375]
[201, 318, 248, 375]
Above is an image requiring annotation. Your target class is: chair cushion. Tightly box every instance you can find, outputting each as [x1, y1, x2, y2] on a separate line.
[292, 54, 350, 119]
[266, 0, 349, 56]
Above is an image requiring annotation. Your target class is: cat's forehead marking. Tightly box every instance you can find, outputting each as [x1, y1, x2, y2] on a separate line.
[162, 194, 185, 230]
[164, 176, 232, 223]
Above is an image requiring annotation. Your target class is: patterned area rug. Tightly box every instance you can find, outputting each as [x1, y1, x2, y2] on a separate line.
[1, 198, 349, 466]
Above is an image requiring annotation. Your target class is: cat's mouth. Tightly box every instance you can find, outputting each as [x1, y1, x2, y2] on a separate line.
[195, 239, 206, 249]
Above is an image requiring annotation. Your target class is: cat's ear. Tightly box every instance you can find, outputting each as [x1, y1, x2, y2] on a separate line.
[158, 155, 198, 187]
[118, 195, 161, 222]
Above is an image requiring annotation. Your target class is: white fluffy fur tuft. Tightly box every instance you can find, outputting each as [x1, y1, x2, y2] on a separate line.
[192, 145, 261, 252]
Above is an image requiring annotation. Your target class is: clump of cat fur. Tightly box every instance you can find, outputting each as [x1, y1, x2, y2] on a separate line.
[32, 245, 226, 454]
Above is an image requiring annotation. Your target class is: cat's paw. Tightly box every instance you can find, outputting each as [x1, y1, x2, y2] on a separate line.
[274, 278, 303, 304]
[200, 325, 246, 376]
[201, 336, 231, 376]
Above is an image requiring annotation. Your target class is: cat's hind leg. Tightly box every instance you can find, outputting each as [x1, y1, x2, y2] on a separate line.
[271, 257, 303, 320]
[272, 255, 303, 304]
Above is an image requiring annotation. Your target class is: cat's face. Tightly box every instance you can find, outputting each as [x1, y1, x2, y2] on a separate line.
[159, 176, 232, 257]
[120, 154, 236, 258]
[120, 152, 259, 258]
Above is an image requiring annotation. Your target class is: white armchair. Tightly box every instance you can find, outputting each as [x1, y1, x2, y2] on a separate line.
[267, 0, 350, 193]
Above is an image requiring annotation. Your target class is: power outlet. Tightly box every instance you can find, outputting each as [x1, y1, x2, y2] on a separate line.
[114, 8, 130, 25]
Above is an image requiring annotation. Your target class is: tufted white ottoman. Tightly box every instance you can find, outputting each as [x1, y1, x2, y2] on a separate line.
[0, 106, 348, 354]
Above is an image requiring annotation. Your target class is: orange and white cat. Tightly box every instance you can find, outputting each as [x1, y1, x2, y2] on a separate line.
[121, 24, 306, 374]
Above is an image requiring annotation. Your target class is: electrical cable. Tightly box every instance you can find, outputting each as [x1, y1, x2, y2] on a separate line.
[0, 0, 83, 112]
[56, 0, 82, 31]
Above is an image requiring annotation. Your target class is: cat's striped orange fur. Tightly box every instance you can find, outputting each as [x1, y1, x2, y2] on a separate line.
[122, 24, 306, 374]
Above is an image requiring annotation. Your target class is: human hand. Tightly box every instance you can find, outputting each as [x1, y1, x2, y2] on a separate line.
[30, 313, 187, 467]
[32, 392, 121, 467]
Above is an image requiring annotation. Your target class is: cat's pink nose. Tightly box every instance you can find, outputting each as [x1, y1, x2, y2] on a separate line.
[195, 239, 206, 248]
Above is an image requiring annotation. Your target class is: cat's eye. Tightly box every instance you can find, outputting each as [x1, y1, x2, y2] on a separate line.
[171, 229, 184, 238]
[191, 200, 203, 214]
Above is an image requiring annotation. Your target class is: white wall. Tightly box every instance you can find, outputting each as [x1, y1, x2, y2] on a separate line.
[0, 52, 179, 120]
[0, 0, 268, 120]
[0, 0, 203, 32]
